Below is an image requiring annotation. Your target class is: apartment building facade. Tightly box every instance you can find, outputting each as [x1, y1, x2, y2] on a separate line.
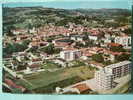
[60, 50, 82, 61]
[105, 61, 131, 79]
[95, 61, 131, 90]
[95, 69, 114, 90]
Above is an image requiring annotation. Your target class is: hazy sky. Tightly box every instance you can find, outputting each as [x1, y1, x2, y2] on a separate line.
[3, 0, 131, 9]
[2, 0, 131, 2]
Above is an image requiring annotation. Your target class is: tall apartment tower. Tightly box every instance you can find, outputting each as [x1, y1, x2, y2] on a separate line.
[95, 69, 114, 90]
[95, 61, 131, 90]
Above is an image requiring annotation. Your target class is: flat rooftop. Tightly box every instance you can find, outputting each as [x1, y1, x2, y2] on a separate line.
[106, 61, 131, 69]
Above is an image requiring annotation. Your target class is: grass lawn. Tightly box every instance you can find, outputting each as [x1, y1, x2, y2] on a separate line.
[41, 61, 60, 69]
[70, 60, 85, 67]
[17, 66, 96, 91]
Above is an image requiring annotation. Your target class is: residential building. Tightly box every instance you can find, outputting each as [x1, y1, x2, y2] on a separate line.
[5, 78, 26, 92]
[95, 61, 131, 90]
[88, 35, 98, 41]
[95, 69, 114, 90]
[60, 50, 82, 61]
[11, 29, 27, 35]
[89, 61, 104, 69]
[105, 61, 131, 79]
[114, 36, 131, 49]
[70, 35, 86, 42]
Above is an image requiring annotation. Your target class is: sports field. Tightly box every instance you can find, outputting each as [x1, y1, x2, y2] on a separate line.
[16, 66, 96, 93]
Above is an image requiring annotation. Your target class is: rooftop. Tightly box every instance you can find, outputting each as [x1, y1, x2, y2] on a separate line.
[106, 61, 131, 69]
[5, 78, 26, 92]
[72, 83, 91, 93]
[108, 43, 122, 47]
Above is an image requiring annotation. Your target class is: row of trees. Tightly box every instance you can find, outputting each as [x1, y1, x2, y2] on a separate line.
[3, 40, 30, 57]
[39, 44, 61, 55]
[92, 53, 130, 64]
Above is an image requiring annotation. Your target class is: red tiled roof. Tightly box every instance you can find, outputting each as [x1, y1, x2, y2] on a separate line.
[104, 49, 130, 56]
[108, 43, 122, 47]
[89, 61, 104, 67]
[32, 58, 42, 62]
[29, 64, 40, 68]
[55, 42, 70, 47]
[5, 79, 25, 92]
[12, 29, 27, 33]
[73, 83, 91, 92]
[63, 47, 77, 51]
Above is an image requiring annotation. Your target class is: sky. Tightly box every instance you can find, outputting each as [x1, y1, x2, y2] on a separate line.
[2, 0, 132, 9]
[2, 0, 132, 2]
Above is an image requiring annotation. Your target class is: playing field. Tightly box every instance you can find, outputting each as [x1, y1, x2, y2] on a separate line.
[17, 66, 96, 92]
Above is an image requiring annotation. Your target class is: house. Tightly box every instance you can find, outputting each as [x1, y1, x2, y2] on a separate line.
[107, 43, 122, 48]
[72, 83, 91, 94]
[28, 58, 42, 65]
[114, 35, 131, 49]
[103, 49, 123, 62]
[80, 48, 93, 59]
[88, 35, 98, 41]
[29, 27, 36, 33]
[89, 47, 104, 54]
[27, 63, 41, 72]
[11, 29, 27, 35]
[5, 78, 26, 92]
[70, 35, 86, 42]
[28, 41, 48, 48]
[16, 35, 29, 41]
[54, 42, 70, 48]
[104, 33, 112, 44]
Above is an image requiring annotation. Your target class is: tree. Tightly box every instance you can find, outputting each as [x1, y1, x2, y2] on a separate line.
[123, 28, 131, 35]
[85, 40, 94, 47]
[40, 44, 55, 55]
[4, 25, 16, 36]
[103, 60, 112, 65]
[92, 54, 104, 63]
[54, 48, 62, 54]
[115, 16, 128, 25]
[116, 53, 130, 61]
[46, 37, 54, 42]
[110, 45, 126, 52]
[75, 42, 85, 48]
[3, 40, 30, 57]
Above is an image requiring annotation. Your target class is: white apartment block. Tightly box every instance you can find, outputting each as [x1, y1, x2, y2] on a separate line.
[60, 50, 82, 61]
[114, 36, 131, 49]
[105, 61, 131, 79]
[95, 61, 131, 90]
[95, 69, 114, 90]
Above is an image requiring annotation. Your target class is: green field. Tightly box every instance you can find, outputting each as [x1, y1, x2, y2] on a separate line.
[16, 66, 96, 93]
[41, 61, 60, 69]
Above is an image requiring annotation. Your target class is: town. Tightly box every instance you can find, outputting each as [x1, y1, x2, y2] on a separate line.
[2, 7, 132, 94]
